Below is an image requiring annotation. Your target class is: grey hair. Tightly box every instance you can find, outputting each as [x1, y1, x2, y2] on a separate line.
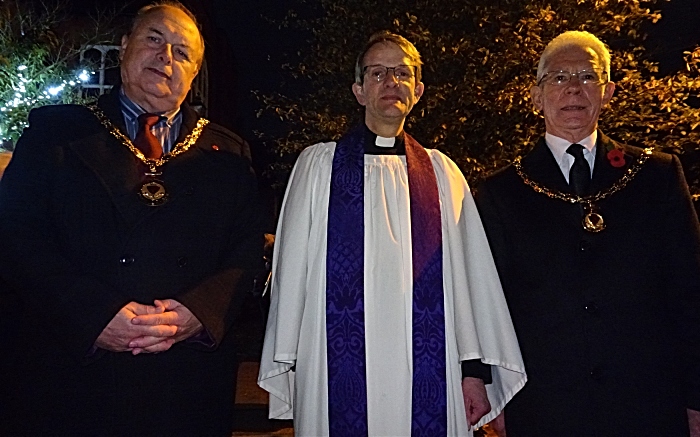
[130, 1, 204, 66]
[537, 31, 611, 82]
[354, 31, 423, 84]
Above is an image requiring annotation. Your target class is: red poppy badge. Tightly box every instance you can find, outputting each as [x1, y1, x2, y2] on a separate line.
[606, 149, 625, 168]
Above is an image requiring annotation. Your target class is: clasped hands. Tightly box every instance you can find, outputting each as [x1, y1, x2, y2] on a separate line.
[95, 299, 203, 355]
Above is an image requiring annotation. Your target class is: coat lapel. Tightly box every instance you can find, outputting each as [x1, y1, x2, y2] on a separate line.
[521, 137, 583, 228]
[66, 90, 172, 227]
[521, 137, 571, 193]
[590, 131, 638, 194]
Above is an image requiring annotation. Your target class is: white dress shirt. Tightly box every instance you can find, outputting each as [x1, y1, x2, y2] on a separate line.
[545, 131, 597, 183]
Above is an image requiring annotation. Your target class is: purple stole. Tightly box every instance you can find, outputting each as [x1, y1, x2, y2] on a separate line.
[326, 126, 447, 436]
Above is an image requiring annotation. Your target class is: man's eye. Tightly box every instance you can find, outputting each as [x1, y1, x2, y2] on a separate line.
[553, 74, 568, 82]
[369, 68, 384, 78]
[580, 73, 597, 82]
[395, 68, 411, 78]
[176, 49, 189, 60]
[148, 36, 160, 43]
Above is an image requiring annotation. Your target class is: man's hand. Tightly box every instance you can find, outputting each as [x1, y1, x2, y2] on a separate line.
[129, 299, 203, 354]
[462, 376, 491, 428]
[95, 301, 177, 352]
[487, 410, 506, 437]
[689, 408, 700, 437]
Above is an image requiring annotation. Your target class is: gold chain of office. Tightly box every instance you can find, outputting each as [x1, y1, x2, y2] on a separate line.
[512, 147, 654, 232]
[86, 104, 210, 173]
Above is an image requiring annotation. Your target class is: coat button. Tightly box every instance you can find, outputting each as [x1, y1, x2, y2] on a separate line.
[579, 240, 590, 251]
[584, 302, 598, 314]
[119, 255, 135, 266]
[177, 256, 188, 268]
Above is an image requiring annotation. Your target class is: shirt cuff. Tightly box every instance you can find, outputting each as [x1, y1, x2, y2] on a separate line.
[186, 328, 215, 348]
[461, 359, 492, 385]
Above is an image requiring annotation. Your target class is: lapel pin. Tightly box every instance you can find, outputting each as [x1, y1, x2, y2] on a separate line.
[212, 144, 220, 151]
[606, 149, 625, 168]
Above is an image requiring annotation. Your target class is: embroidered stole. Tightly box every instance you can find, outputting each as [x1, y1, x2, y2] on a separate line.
[326, 126, 447, 436]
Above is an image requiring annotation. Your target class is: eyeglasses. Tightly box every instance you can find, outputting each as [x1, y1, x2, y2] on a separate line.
[363, 64, 416, 82]
[537, 69, 608, 86]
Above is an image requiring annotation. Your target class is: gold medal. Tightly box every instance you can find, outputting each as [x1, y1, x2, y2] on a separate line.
[139, 180, 168, 206]
[582, 201, 605, 232]
[583, 211, 605, 232]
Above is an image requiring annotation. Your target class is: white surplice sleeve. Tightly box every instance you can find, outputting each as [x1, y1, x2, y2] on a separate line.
[430, 150, 527, 428]
[258, 143, 333, 420]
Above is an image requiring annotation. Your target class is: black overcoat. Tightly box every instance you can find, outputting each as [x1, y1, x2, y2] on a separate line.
[476, 132, 700, 436]
[0, 90, 262, 436]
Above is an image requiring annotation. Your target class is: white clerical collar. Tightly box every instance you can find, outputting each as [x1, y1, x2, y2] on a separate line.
[545, 131, 597, 181]
[375, 135, 396, 148]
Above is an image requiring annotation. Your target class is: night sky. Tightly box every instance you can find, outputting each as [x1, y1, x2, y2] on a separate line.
[69, 0, 700, 143]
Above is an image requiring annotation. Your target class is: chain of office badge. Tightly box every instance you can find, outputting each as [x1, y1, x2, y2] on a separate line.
[87, 104, 209, 206]
[513, 147, 653, 232]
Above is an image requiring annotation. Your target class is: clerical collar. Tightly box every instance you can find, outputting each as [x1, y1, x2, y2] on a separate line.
[362, 124, 406, 155]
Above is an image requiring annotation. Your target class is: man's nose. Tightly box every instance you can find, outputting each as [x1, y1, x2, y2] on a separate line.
[564, 76, 582, 93]
[157, 44, 173, 64]
[382, 72, 399, 86]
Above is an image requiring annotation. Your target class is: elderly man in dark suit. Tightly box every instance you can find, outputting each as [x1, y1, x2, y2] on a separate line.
[476, 30, 700, 436]
[0, 1, 260, 435]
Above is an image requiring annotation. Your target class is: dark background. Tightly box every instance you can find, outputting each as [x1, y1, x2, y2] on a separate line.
[69, 0, 700, 165]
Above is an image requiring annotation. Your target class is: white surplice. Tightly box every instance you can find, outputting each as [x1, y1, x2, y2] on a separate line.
[259, 142, 526, 436]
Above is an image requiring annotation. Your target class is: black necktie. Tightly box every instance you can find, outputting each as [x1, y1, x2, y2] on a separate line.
[567, 144, 590, 196]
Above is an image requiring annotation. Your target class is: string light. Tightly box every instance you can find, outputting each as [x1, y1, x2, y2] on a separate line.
[1, 67, 93, 142]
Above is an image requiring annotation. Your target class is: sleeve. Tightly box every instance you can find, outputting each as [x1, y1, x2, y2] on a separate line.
[0, 109, 126, 360]
[175, 153, 263, 346]
[461, 359, 493, 384]
[431, 151, 526, 427]
[258, 145, 325, 419]
[472, 178, 512, 279]
[661, 155, 700, 410]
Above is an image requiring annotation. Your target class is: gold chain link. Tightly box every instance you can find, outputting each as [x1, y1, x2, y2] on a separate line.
[87, 104, 210, 173]
[513, 147, 654, 205]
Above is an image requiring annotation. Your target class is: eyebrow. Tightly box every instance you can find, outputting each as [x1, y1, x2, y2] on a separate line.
[147, 27, 192, 50]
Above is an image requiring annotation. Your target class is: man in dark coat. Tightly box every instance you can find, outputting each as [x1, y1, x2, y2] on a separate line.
[476, 30, 700, 436]
[0, 2, 261, 435]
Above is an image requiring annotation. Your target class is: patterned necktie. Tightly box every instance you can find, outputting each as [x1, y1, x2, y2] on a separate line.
[134, 113, 163, 159]
[567, 143, 591, 196]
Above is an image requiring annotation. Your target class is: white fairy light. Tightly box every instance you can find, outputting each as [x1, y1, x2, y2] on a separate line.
[48, 85, 63, 96]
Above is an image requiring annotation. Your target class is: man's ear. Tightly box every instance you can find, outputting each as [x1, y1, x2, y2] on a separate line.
[602, 81, 615, 108]
[414, 81, 424, 101]
[119, 34, 129, 61]
[530, 85, 544, 112]
[352, 82, 367, 106]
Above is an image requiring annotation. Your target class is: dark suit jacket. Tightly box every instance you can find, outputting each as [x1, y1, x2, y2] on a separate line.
[0, 90, 262, 436]
[476, 132, 700, 436]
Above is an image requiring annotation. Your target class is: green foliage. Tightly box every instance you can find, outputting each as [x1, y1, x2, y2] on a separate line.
[0, 49, 88, 145]
[259, 0, 700, 194]
[0, 0, 117, 149]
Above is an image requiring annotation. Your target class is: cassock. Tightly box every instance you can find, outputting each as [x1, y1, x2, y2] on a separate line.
[259, 128, 526, 437]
